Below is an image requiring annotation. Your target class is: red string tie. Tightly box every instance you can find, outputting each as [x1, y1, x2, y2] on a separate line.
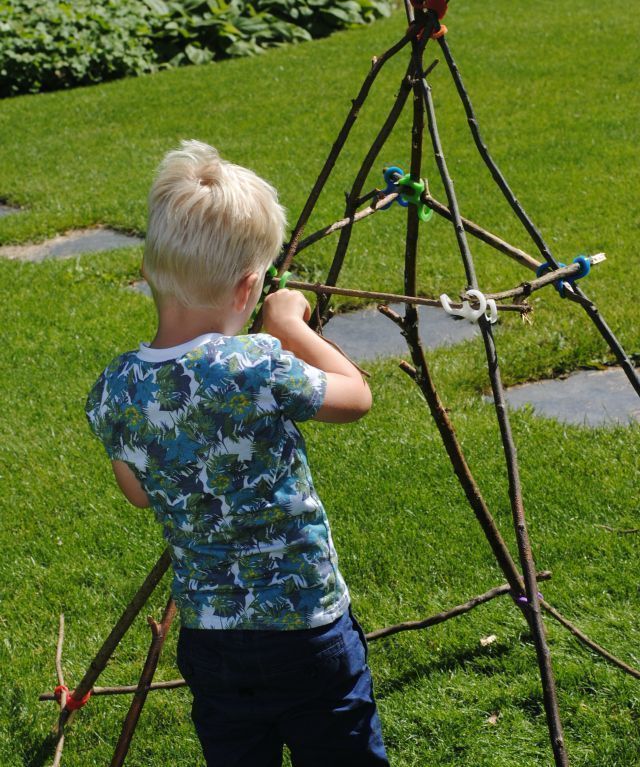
[410, 0, 448, 19]
[412, 0, 448, 40]
[417, 22, 448, 42]
[54, 684, 92, 711]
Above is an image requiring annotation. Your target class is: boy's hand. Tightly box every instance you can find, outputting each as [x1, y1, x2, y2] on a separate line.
[262, 289, 311, 337]
[262, 288, 372, 424]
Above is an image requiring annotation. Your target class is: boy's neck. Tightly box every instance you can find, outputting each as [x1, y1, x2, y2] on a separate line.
[150, 299, 243, 348]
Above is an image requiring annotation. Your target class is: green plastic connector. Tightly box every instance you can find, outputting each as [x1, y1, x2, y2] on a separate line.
[250, 266, 293, 323]
[397, 173, 433, 223]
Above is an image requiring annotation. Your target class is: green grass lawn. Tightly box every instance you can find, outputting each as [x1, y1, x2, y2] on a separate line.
[0, 1, 638, 765]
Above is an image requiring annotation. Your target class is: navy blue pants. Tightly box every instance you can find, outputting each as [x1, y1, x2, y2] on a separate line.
[177, 610, 389, 766]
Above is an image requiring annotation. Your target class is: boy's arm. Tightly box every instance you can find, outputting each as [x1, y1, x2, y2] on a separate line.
[262, 290, 372, 424]
[111, 460, 151, 508]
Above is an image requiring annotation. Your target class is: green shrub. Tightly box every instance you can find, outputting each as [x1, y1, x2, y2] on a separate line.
[0, 0, 393, 97]
[0, 1, 157, 97]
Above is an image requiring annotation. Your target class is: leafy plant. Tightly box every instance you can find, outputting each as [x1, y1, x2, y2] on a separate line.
[0, 1, 157, 97]
[0, 0, 393, 97]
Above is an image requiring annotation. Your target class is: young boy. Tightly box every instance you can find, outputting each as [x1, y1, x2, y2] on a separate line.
[85, 140, 389, 766]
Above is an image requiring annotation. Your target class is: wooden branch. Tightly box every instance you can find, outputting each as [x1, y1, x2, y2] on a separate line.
[462, 255, 605, 302]
[294, 189, 541, 273]
[378, 304, 404, 327]
[320, 336, 372, 377]
[294, 190, 398, 252]
[110, 598, 178, 767]
[52, 731, 65, 767]
[438, 35, 557, 268]
[404, 32, 426, 303]
[310, 62, 416, 329]
[41, 576, 640, 699]
[540, 600, 640, 680]
[595, 524, 640, 535]
[380, 295, 527, 603]
[40, 678, 189, 702]
[564, 287, 640, 397]
[422, 193, 541, 271]
[367, 571, 552, 642]
[55, 614, 65, 693]
[422, 58, 568, 766]
[54, 549, 172, 734]
[52, 614, 66, 767]
[272, 278, 529, 314]
[277, 28, 417, 275]
[438, 33, 640, 399]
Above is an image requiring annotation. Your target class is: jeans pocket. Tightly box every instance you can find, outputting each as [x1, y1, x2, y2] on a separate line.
[262, 631, 347, 697]
[306, 634, 346, 680]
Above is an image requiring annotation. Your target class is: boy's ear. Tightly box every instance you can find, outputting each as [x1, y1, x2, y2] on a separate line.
[234, 272, 260, 312]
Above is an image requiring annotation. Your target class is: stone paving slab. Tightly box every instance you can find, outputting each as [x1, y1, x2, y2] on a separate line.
[501, 367, 640, 427]
[322, 303, 479, 360]
[0, 227, 143, 262]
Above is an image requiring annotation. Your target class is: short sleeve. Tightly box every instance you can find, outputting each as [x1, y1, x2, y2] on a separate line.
[267, 337, 327, 422]
[85, 373, 124, 461]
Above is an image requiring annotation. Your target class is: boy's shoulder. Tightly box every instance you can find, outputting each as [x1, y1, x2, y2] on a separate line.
[86, 331, 326, 440]
[85, 349, 140, 410]
[225, 332, 284, 360]
[87, 333, 284, 397]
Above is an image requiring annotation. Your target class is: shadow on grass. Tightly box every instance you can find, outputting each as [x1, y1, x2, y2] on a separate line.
[21, 733, 59, 767]
[375, 640, 517, 699]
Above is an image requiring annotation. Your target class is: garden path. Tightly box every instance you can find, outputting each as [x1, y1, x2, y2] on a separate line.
[0, 227, 143, 262]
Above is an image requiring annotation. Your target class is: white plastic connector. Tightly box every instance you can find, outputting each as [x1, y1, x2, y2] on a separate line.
[440, 289, 496, 324]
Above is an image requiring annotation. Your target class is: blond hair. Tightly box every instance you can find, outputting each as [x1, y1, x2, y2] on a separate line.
[143, 140, 286, 309]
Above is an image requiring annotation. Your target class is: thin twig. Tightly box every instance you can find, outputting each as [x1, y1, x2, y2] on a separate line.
[294, 190, 398, 252]
[439, 33, 640, 399]
[276, 28, 418, 275]
[51, 614, 67, 766]
[422, 52, 568, 765]
[540, 600, 640, 680]
[310, 61, 417, 329]
[422, 193, 540, 271]
[378, 304, 404, 327]
[40, 579, 640, 701]
[40, 678, 188, 701]
[595, 524, 640, 535]
[110, 599, 178, 767]
[272, 277, 529, 314]
[55, 614, 65, 693]
[295, 189, 541, 273]
[438, 35, 559, 269]
[462, 256, 605, 302]
[54, 549, 172, 735]
[404, 29, 426, 302]
[312, 332, 371, 377]
[51, 735, 65, 767]
[367, 571, 552, 642]
[564, 287, 640, 397]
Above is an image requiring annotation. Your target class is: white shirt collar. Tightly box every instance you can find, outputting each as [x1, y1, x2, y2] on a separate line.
[137, 333, 222, 362]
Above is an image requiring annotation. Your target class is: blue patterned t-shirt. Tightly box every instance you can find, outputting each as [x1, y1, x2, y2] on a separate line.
[86, 332, 350, 630]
